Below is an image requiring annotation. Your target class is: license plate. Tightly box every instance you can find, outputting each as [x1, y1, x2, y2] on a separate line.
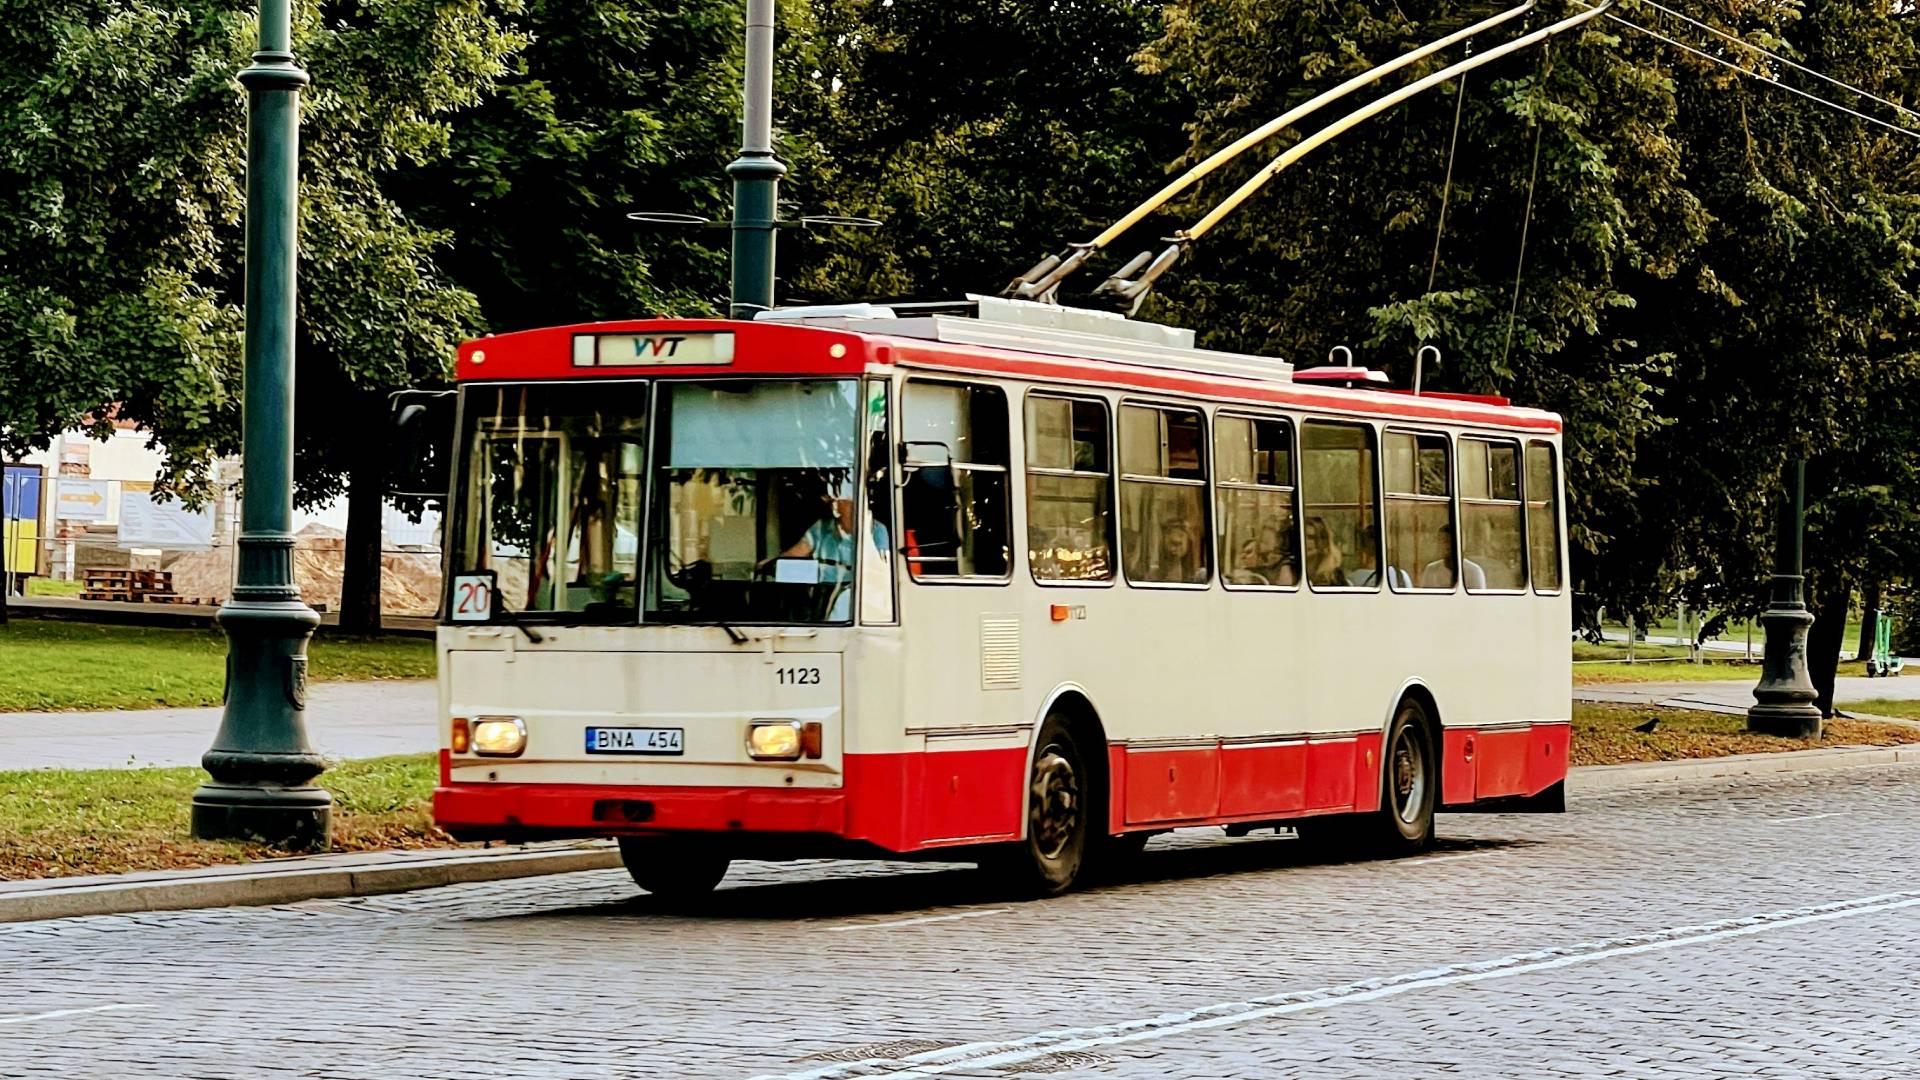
[585, 727, 685, 755]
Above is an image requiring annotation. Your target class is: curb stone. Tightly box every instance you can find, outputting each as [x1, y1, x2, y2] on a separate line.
[1568, 744, 1920, 793]
[0, 840, 619, 924]
[6, 744, 1917, 925]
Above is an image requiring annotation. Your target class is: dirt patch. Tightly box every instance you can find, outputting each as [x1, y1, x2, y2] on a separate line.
[164, 523, 442, 616]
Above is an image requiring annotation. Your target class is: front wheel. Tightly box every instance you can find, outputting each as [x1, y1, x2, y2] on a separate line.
[982, 716, 1092, 897]
[618, 835, 730, 900]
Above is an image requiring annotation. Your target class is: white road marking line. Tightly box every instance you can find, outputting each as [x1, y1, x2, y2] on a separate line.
[825, 908, 1012, 932]
[0, 1004, 150, 1025]
[759, 889, 1920, 1080]
[1765, 812, 1848, 824]
[1407, 851, 1505, 866]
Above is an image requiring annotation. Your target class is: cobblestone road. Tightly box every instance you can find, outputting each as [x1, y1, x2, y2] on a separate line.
[3, 764, 1917, 1078]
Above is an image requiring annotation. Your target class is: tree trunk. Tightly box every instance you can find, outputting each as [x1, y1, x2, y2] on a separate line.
[338, 447, 385, 635]
[1857, 580, 1882, 662]
[1808, 577, 1852, 719]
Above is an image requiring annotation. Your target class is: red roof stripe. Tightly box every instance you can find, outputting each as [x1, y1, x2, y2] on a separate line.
[455, 319, 1561, 435]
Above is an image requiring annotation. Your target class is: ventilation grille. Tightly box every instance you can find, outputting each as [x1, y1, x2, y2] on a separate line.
[980, 615, 1022, 691]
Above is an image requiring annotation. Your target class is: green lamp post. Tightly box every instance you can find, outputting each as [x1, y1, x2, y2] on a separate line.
[191, 0, 332, 850]
[727, 0, 783, 319]
[1747, 458, 1823, 739]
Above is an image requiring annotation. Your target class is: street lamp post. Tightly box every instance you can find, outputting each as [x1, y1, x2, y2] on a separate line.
[191, 0, 331, 849]
[1747, 458, 1823, 739]
[727, 0, 784, 319]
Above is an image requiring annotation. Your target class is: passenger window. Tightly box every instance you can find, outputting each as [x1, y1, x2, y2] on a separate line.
[1025, 396, 1114, 583]
[1385, 432, 1455, 591]
[1119, 405, 1210, 585]
[901, 382, 1012, 580]
[1527, 441, 1563, 593]
[1300, 421, 1381, 590]
[1459, 438, 1526, 591]
[1215, 415, 1299, 588]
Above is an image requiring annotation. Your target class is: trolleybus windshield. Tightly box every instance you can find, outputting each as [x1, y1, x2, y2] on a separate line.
[451, 382, 649, 621]
[645, 379, 867, 625]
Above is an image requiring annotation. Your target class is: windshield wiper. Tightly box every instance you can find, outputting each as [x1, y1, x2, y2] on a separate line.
[717, 621, 748, 645]
[497, 612, 545, 643]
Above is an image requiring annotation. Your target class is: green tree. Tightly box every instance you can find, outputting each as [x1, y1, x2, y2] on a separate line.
[787, 0, 1187, 302]
[0, 0, 522, 631]
[396, 0, 759, 329]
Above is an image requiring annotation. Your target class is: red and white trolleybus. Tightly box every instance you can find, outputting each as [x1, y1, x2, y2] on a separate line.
[431, 297, 1570, 897]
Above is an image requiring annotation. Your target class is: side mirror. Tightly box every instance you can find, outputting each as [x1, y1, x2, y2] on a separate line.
[389, 389, 456, 501]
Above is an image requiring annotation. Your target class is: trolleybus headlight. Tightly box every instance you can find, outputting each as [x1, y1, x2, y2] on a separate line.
[747, 720, 804, 761]
[472, 717, 528, 757]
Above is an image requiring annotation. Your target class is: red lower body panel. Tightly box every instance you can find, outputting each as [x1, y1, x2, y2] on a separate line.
[1439, 722, 1571, 805]
[435, 723, 1569, 852]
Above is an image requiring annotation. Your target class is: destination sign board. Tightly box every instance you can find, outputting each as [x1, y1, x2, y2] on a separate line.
[572, 332, 734, 368]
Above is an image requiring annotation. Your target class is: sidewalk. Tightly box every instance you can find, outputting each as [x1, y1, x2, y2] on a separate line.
[1576, 674, 1920, 724]
[0, 680, 437, 770]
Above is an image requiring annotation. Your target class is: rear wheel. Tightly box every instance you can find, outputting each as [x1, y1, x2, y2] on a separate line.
[618, 836, 730, 900]
[1296, 698, 1437, 858]
[1374, 698, 1438, 853]
[983, 716, 1092, 897]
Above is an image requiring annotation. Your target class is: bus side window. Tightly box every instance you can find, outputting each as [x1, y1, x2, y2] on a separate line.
[1460, 437, 1526, 592]
[1215, 414, 1298, 588]
[1526, 441, 1563, 593]
[1300, 421, 1381, 590]
[1384, 431, 1455, 591]
[1025, 395, 1114, 583]
[1119, 404, 1211, 585]
[900, 381, 1012, 581]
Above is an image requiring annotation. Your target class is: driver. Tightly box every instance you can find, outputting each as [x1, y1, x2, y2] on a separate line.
[769, 488, 890, 620]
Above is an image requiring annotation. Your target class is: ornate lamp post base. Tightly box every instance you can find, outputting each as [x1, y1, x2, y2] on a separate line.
[1747, 599, 1822, 739]
[192, 581, 332, 851]
[1748, 459, 1822, 740]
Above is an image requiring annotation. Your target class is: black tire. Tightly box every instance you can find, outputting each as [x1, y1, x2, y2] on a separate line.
[618, 835, 730, 899]
[984, 716, 1093, 897]
[1368, 697, 1438, 854]
[1295, 698, 1437, 858]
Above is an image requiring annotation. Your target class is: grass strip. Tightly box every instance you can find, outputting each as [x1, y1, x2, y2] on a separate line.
[0, 754, 449, 880]
[1837, 697, 1920, 721]
[0, 618, 433, 712]
[1571, 702, 1920, 766]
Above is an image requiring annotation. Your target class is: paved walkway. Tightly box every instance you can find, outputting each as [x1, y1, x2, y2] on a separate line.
[1578, 673, 1920, 720]
[0, 681, 437, 771]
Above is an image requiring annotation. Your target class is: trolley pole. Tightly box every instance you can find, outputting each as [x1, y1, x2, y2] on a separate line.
[1747, 458, 1823, 738]
[727, 0, 784, 319]
[191, 0, 331, 849]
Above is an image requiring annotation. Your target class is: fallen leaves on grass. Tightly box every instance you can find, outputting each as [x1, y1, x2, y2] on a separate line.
[0, 754, 460, 881]
[1572, 702, 1920, 767]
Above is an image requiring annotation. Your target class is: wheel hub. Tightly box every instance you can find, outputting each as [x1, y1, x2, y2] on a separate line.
[1392, 726, 1426, 824]
[1029, 746, 1080, 860]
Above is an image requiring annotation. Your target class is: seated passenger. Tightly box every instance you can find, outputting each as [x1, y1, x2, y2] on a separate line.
[1255, 523, 1297, 586]
[1229, 538, 1270, 586]
[1341, 525, 1412, 589]
[1304, 516, 1343, 586]
[1146, 520, 1207, 584]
